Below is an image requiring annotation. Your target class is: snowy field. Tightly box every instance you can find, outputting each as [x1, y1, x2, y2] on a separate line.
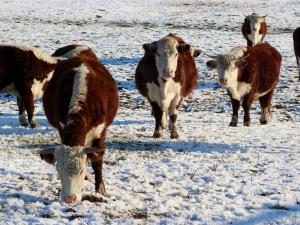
[0, 0, 300, 224]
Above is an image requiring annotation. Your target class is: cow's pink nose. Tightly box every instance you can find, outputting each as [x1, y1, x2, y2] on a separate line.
[219, 78, 228, 86]
[162, 69, 174, 77]
[64, 195, 76, 204]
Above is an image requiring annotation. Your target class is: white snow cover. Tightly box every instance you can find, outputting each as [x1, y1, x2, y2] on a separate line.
[0, 0, 300, 224]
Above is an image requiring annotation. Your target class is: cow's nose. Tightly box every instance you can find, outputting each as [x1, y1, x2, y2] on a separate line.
[162, 69, 174, 77]
[219, 78, 228, 86]
[64, 195, 76, 204]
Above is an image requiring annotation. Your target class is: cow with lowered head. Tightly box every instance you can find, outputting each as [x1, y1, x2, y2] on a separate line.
[206, 43, 281, 126]
[0, 45, 60, 128]
[293, 27, 300, 80]
[135, 34, 199, 138]
[36, 47, 118, 204]
[242, 13, 268, 46]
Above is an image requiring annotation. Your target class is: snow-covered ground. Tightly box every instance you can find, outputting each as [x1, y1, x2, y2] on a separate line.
[0, 0, 300, 224]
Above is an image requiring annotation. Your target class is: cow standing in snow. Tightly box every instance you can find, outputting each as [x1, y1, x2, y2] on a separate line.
[135, 34, 199, 139]
[242, 13, 268, 46]
[37, 47, 118, 204]
[206, 43, 281, 126]
[0, 45, 60, 128]
[293, 27, 300, 80]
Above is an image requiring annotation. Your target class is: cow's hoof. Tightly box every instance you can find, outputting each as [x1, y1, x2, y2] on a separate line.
[229, 122, 237, 127]
[153, 131, 162, 138]
[170, 131, 180, 139]
[244, 121, 251, 127]
[96, 183, 107, 196]
[260, 119, 268, 125]
[20, 122, 29, 127]
[30, 122, 40, 129]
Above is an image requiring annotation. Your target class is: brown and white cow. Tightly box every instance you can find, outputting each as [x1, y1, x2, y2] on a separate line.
[52, 44, 98, 60]
[242, 13, 268, 46]
[293, 27, 300, 80]
[135, 34, 199, 138]
[0, 45, 60, 128]
[36, 48, 118, 204]
[206, 43, 281, 126]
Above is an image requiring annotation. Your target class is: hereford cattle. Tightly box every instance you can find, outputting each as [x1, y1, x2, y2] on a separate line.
[206, 43, 281, 126]
[293, 27, 300, 79]
[242, 13, 268, 46]
[0, 45, 60, 128]
[135, 34, 199, 138]
[36, 48, 118, 204]
[52, 44, 98, 60]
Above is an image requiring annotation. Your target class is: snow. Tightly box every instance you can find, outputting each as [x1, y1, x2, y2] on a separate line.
[0, 0, 300, 224]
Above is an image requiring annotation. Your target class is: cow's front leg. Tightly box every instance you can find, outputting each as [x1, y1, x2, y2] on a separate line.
[242, 95, 254, 126]
[17, 97, 29, 127]
[150, 101, 163, 138]
[229, 92, 240, 127]
[161, 100, 168, 129]
[22, 92, 39, 128]
[168, 95, 181, 139]
[90, 136, 107, 196]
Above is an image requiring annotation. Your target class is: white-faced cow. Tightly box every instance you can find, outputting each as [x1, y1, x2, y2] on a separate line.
[206, 43, 281, 126]
[242, 13, 268, 46]
[135, 34, 199, 138]
[293, 27, 300, 80]
[36, 47, 118, 204]
[0, 45, 60, 128]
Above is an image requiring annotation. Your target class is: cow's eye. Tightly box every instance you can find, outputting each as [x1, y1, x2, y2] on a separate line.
[175, 53, 178, 57]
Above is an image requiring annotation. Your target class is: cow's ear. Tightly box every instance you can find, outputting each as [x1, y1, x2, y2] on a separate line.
[177, 43, 190, 53]
[206, 60, 217, 69]
[40, 153, 55, 165]
[143, 42, 157, 54]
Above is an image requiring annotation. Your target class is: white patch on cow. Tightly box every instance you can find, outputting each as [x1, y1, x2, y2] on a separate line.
[0, 83, 19, 97]
[31, 71, 54, 100]
[5, 45, 58, 64]
[60, 45, 90, 59]
[18, 112, 28, 126]
[84, 123, 105, 146]
[59, 121, 65, 129]
[254, 89, 271, 100]
[68, 64, 89, 114]
[247, 16, 264, 45]
[155, 37, 179, 80]
[54, 145, 87, 203]
[227, 82, 252, 101]
[147, 78, 181, 127]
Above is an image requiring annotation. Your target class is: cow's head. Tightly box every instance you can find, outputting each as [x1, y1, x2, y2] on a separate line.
[244, 13, 267, 45]
[143, 37, 191, 81]
[206, 46, 249, 87]
[36, 145, 103, 204]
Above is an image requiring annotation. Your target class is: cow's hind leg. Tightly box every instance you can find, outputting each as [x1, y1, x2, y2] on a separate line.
[242, 95, 254, 126]
[150, 101, 163, 138]
[229, 92, 240, 126]
[22, 92, 39, 128]
[259, 90, 274, 125]
[168, 96, 181, 139]
[17, 97, 28, 127]
[90, 133, 107, 196]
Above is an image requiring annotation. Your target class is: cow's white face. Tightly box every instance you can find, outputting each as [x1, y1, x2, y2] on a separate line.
[213, 47, 247, 87]
[247, 15, 265, 45]
[54, 145, 88, 204]
[143, 37, 191, 81]
[155, 38, 179, 80]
